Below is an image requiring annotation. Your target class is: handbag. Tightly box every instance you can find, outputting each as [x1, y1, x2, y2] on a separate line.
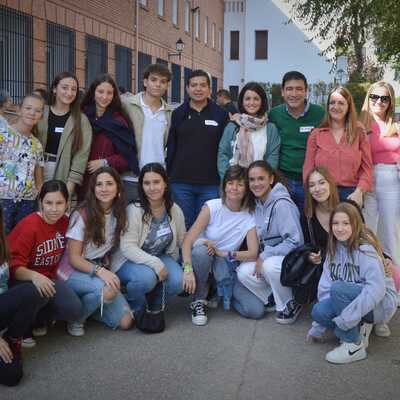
[136, 282, 166, 334]
[280, 218, 322, 305]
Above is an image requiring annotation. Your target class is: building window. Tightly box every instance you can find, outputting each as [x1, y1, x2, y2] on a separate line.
[255, 30, 268, 60]
[184, 66, 192, 100]
[156, 58, 168, 101]
[139, 0, 147, 6]
[172, 0, 179, 26]
[115, 45, 132, 92]
[230, 31, 239, 60]
[194, 9, 200, 39]
[218, 28, 222, 52]
[158, 0, 164, 17]
[184, 0, 190, 32]
[211, 76, 218, 99]
[204, 16, 208, 44]
[85, 35, 107, 88]
[0, 6, 33, 102]
[47, 22, 75, 88]
[229, 85, 239, 101]
[211, 23, 216, 48]
[171, 63, 181, 103]
[138, 51, 152, 91]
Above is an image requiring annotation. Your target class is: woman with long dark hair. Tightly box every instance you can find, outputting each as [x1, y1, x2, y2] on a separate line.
[218, 81, 280, 179]
[80, 74, 139, 201]
[36, 72, 92, 197]
[118, 163, 186, 320]
[61, 167, 133, 336]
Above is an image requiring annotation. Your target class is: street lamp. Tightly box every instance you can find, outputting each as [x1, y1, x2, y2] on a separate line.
[168, 38, 185, 61]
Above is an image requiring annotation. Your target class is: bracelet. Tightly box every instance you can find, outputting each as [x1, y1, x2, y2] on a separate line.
[91, 264, 102, 277]
[183, 262, 193, 273]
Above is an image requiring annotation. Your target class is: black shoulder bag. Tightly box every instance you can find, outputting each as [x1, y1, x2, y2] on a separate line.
[280, 218, 322, 305]
[136, 282, 166, 334]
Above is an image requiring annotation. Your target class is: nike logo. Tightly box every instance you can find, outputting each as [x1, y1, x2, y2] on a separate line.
[348, 347, 362, 356]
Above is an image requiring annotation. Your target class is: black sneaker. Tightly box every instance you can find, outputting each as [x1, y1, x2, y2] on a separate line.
[275, 299, 302, 325]
[265, 293, 276, 312]
[191, 300, 208, 326]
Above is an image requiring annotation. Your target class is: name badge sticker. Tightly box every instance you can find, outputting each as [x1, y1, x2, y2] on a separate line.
[157, 227, 172, 238]
[205, 120, 219, 126]
[299, 126, 314, 133]
[55, 127, 64, 133]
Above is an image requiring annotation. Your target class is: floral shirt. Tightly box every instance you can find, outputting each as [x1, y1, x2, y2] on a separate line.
[0, 124, 44, 201]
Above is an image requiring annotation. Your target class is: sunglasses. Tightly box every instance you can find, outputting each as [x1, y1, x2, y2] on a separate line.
[369, 94, 391, 103]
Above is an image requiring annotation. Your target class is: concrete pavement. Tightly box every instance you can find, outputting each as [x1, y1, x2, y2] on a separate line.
[3, 298, 400, 400]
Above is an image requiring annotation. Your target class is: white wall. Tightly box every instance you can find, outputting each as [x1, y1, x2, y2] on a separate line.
[223, 0, 333, 90]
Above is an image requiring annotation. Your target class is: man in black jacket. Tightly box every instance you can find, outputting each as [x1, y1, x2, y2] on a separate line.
[166, 70, 228, 229]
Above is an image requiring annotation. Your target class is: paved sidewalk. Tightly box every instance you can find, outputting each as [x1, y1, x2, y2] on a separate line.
[4, 298, 400, 400]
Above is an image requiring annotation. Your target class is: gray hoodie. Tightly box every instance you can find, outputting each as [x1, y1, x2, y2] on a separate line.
[255, 182, 304, 260]
[317, 243, 397, 331]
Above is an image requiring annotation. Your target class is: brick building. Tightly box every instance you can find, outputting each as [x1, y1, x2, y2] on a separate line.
[0, 0, 224, 103]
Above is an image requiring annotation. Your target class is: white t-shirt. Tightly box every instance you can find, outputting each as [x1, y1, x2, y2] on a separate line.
[202, 199, 255, 251]
[139, 94, 167, 169]
[66, 212, 125, 271]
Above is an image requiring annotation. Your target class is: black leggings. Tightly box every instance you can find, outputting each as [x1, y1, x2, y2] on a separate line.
[0, 283, 46, 386]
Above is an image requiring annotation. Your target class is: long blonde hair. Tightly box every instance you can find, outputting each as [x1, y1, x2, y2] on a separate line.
[360, 81, 398, 137]
[328, 202, 384, 263]
[320, 86, 360, 145]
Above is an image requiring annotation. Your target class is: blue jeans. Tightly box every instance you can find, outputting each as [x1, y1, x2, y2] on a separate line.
[337, 186, 356, 201]
[0, 199, 36, 234]
[286, 179, 305, 213]
[311, 281, 374, 343]
[232, 279, 265, 319]
[171, 183, 219, 229]
[116, 255, 183, 314]
[66, 271, 131, 329]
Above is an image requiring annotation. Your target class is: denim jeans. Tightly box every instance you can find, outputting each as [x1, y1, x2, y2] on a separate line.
[191, 244, 235, 308]
[232, 279, 265, 319]
[337, 186, 356, 202]
[0, 199, 36, 234]
[66, 271, 131, 329]
[171, 183, 219, 229]
[286, 179, 305, 213]
[116, 255, 183, 314]
[311, 281, 374, 343]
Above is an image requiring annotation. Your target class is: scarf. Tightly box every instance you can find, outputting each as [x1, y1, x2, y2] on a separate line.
[231, 114, 267, 168]
[84, 103, 139, 175]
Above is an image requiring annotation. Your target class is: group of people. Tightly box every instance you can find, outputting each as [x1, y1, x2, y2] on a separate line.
[0, 65, 399, 386]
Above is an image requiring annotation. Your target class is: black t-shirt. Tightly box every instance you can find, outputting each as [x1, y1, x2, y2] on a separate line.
[45, 109, 70, 155]
[301, 213, 328, 261]
[169, 104, 225, 185]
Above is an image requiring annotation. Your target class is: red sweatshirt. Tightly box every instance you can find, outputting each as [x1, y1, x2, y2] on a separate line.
[8, 212, 69, 280]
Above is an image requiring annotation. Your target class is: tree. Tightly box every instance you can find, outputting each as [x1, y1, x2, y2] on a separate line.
[286, 0, 377, 81]
[373, 0, 400, 74]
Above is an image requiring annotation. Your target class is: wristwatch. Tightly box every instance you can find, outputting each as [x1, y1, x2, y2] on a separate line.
[91, 264, 102, 277]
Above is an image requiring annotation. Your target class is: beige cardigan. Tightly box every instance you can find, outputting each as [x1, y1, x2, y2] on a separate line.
[119, 203, 186, 274]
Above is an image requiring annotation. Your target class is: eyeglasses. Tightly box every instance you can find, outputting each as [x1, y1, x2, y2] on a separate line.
[369, 94, 391, 104]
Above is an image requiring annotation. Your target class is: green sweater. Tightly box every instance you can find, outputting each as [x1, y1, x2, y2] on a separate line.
[269, 103, 325, 181]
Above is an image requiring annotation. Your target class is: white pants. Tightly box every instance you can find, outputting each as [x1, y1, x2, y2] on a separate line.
[363, 164, 400, 265]
[237, 256, 293, 312]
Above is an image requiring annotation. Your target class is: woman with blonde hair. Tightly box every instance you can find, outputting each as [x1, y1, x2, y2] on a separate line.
[303, 86, 373, 207]
[361, 81, 400, 267]
[308, 202, 397, 364]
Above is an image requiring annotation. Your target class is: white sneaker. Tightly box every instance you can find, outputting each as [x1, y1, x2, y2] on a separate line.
[190, 300, 208, 326]
[374, 323, 391, 337]
[22, 337, 37, 348]
[32, 326, 48, 337]
[325, 341, 367, 364]
[360, 322, 373, 348]
[67, 322, 85, 337]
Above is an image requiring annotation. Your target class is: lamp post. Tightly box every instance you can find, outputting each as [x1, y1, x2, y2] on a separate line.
[168, 38, 185, 61]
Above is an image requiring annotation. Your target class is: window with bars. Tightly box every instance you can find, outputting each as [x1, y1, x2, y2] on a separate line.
[138, 52, 152, 91]
[0, 6, 33, 103]
[115, 45, 132, 92]
[85, 35, 107, 88]
[47, 22, 75, 88]
[171, 63, 181, 103]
